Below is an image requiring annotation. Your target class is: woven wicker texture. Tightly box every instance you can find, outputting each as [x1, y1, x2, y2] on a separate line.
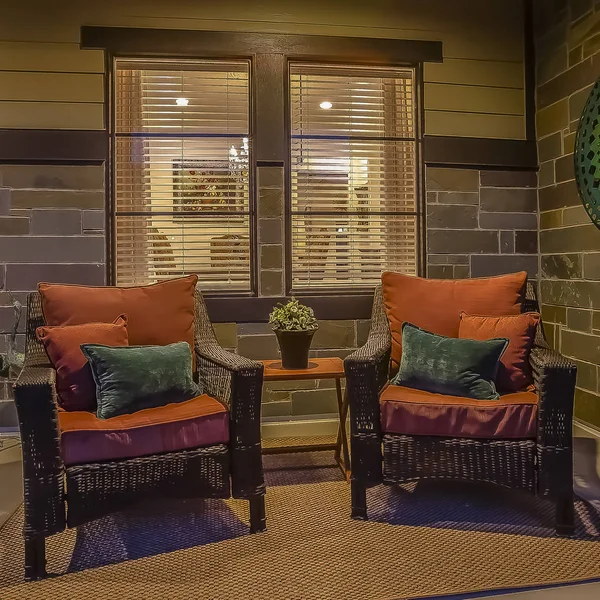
[1, 453, 600, 600]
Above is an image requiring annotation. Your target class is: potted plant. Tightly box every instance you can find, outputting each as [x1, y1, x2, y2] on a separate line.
[269, 298, 318, 369]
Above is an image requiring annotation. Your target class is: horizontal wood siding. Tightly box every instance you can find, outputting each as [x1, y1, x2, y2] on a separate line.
[0, 0, 525, 138]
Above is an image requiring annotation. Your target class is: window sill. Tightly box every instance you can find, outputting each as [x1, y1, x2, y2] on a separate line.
[204, 294, 374, 323]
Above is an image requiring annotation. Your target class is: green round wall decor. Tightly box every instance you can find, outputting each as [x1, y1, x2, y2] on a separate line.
[575, 80, 600, 229]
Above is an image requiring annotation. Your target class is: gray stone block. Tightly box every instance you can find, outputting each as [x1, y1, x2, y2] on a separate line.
[538, 133, 562, 163]
[0, 236, 104, 264]
[237, 322, 273, 335]
[0, 217, 29, 235]
[537, 161, 555, 188]
[561, 329, 600, 365]
[291, 388, 339, 416]
[260, 245, 283, 270]
[0, 306, 26, 334]
[479, 170, 537, 188]
[0, 165, 104, 190]
[572, 359, 597, 393]
[237, 333, 279, 360]
[310, 348, 355, 359]
[0, 188, 10, 216]
[541, 254, 583, 279]
[567, 308, 593, 332]
[6, 263, 105, 290]
[11, 190, 104, 209]
[540, 209, 562, 230]
[428, 230, 499, 254]
[257, 166, 283, 188]
[515, 230, 538, 253]
[82, 210, 105, 231]
[212, 323, 237, 349]
[30, 209, 81, 235]
[540, 279, 598, 309]
[540, 224, 600, 253]
[427, 204, 478, 229]
[258, 187, 283, 218]
[260, 270, 283, 296]
[436, 192, 479, 205]
[479, 188, 537, 213]
[563, 204, 592, 226]
[541, 304, 567, 325]
[261, 400, 292, 418]
[356, 319, 371, 347]
[312, 320, 355, 349]
[583, 253, 600, 279]
[453, 265, 470, 279]
[479, 212, 538, 230]
[426, 167, 479, 192]
[428, 265, 454, 279]
[555, 154, 575, 183]
[500, 231, 515, 253]
[538, 181, 579, 211]
[470, 255, 538, 278]
[428, 254, 469, 265]
[259, 218, 282, 244]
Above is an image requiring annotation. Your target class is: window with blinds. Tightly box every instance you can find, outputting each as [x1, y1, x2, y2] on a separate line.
[290, 63, 419, 290]
[113, 59, 252, 290]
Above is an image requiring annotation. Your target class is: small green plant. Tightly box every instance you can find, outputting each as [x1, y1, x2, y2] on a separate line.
[269, 298, 318, 332]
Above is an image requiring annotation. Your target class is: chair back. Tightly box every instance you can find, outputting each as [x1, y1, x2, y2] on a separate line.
[24, 292, 52, 368]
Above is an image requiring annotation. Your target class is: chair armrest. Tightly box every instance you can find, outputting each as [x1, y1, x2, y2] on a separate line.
[195, 344, 265, 499]
[530, 344, 577, 498]
[13, 366, 66, 537]
[344, 326, 391, 485]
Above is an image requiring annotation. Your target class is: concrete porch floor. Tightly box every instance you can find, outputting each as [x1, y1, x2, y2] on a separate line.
[0, 422, 599, 599]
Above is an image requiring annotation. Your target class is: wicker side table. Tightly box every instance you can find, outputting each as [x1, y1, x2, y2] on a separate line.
[261, 357, 350, 482]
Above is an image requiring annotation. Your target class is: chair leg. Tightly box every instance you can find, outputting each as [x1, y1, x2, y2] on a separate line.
[24, 536, 46, 580]
[249, 495, 266, 533]
[351, 480, 367, 520]
[555, 494, 575, 536]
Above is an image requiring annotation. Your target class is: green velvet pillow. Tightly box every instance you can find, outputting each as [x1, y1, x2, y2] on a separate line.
[81, 341, 201, 419]
[391, 323, 509, 400]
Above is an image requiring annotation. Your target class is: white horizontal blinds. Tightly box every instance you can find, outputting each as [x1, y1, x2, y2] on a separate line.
[290, 63, 418, 289]
[114, 59, 251, 290]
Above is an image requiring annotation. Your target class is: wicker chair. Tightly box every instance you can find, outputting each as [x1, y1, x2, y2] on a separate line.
[344, 282, 577, 535]
[14, 284, 266, 580]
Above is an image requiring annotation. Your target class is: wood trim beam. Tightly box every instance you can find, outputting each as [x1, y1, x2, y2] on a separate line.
[0, 129, 106, 164]
[81, 27, 443, 64]
[423, 136, 538, 170]
[205, 294, 374, 323]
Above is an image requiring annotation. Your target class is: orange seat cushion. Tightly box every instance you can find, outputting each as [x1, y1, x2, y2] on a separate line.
[380, 384, 538, 440]
[381, 271, 527, 372]
[59, 394, 228, 466]
[459, 311, 540, 393]
[39, 275, 198, 368]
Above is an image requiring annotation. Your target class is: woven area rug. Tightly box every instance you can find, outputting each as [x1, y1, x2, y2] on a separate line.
[1, 451, 600, 600]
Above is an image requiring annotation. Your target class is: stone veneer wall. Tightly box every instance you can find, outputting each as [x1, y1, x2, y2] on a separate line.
[534, 0, 600, 428]
[0, 162, 539, 426]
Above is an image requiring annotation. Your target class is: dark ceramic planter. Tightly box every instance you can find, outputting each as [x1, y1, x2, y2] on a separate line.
[275, 329, 316, 369]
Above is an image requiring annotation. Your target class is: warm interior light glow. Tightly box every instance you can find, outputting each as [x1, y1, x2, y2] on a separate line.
[319, 101, 333, 110]
[175, 98, 189, 106]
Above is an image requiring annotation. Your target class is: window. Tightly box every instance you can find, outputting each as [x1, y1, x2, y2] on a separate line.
[289, 63, 419, 290]
[113, 59, 252, 290]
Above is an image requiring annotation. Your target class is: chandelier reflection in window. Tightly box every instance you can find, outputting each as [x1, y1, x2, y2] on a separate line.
[173, 137, 249, 217]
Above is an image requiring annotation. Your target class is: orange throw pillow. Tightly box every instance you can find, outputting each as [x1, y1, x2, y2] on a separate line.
[459, 311, 540, 393]
[38, 275, 198, 367]
[37, 316, 128, 411]
[381, 271, 527, 372]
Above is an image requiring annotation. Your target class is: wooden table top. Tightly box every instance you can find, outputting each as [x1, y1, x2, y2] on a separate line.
[261, 357, 345, 381]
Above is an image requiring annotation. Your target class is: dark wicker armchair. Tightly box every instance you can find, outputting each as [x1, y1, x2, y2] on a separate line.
[14, 284, 266, 580]
[344, 282, 577, 535]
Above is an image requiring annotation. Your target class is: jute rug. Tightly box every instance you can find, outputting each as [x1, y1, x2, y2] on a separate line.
[1, 452, 600, 600]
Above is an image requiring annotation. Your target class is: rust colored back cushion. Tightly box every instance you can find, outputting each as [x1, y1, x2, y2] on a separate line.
[381, 271, 527, 372]
[459, 311, 540, 393]
[39, 275, 198, 367]
[37, 316, 128, 411]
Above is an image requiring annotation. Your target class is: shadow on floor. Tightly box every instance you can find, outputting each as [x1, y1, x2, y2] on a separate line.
[367, 479, 600, 540]
[66, 497, 249, 573]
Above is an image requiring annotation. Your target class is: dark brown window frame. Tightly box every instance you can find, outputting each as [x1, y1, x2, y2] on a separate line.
[82, 26, 444, 321]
